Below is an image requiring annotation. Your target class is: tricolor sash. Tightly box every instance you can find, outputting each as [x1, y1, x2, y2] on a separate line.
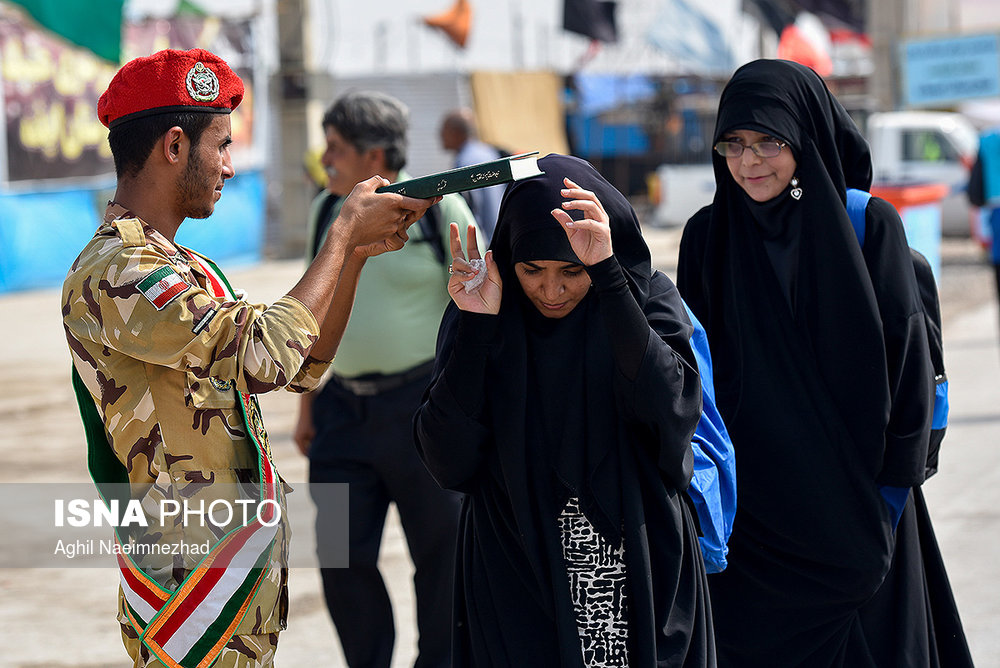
[71, 252, 282, 668]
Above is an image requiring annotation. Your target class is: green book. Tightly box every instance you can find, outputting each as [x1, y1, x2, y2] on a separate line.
[376, 151, 544, 198]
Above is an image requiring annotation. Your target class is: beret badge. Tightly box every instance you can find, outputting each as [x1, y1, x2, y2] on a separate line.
[186, 62, 220, 102]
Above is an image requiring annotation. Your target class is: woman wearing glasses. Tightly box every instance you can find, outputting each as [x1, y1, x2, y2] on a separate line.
[677, 59, 970, 666]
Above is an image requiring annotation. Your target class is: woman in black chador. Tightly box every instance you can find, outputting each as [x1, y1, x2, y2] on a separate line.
[677, 59, 972, 666]
[414, 153, 715, 667]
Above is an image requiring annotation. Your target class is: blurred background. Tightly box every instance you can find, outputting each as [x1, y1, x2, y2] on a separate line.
[0, 0, 997, 293]
[3, 3, 1000, 666]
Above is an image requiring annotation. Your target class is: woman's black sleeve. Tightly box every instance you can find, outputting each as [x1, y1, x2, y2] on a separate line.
[586, 255, 654, 380]
[588, 256, 702, 489]
[863, 197, 934, 486]
[675, 205, 714, 325]
[413, 308, 499, 492]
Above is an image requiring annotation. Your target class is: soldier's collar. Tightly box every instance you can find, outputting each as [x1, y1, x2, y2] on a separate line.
[104, 200, 133, 224]
[104, 201, 183, 257]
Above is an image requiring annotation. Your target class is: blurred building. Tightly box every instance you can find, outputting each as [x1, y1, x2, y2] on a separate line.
[0, 0, 996, 293]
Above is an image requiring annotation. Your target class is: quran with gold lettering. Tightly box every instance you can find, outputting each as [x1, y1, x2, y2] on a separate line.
[376, 151, 543, 198]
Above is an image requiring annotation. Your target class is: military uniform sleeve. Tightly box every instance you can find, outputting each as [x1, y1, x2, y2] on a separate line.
[286, 354, 331, 393]
[79, 243, 322, 395]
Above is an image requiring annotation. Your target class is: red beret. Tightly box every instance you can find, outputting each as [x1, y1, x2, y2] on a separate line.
[98, 48, 244, 129]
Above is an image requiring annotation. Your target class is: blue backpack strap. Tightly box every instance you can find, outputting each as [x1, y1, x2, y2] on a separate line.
[848, 191, 949, 438]
[846, 188, 871, 246]
[845, 189, 908, 525]
[683, 302, 737, 573]
[846, 189, 910, 522]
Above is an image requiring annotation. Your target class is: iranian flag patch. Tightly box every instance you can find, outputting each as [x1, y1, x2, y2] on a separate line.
[138, 266, 189, 310]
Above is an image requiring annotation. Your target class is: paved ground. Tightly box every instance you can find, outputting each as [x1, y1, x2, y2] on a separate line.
[1, 226, 997, 667]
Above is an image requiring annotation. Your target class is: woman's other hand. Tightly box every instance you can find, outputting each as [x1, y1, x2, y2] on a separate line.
[551, 177, 613, 266]
[448, 222, 502, 314]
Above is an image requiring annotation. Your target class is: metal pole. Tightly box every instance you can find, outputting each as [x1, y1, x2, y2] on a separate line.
[511, 0, 524, 70]
[868, 0, 904, 111]
[375, 21, 387, 71]
[271, 0, 313, 258]
[408, 18, 420, 72]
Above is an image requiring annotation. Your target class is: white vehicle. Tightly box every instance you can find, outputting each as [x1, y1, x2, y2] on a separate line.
[651, 111, 980, 235]
[650, 163, 717, 227]
[867, 111, 979, 236]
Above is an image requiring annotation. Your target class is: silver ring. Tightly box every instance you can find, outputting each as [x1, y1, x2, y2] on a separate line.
[448, 264, 454, 275]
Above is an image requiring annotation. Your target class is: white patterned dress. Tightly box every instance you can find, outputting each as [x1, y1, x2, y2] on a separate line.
[558, 496, 630, 667]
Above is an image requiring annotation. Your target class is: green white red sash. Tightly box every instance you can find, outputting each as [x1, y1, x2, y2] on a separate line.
[71, 252, 282, 668]
[187, 250, 239, 303]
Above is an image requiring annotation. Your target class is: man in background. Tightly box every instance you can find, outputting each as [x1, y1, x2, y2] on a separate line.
[439, 107, 506, 242]
[294, 91, 478, 668]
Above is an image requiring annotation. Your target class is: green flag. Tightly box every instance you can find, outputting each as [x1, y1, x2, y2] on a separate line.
[176, 0, 208, 16]
[9, 0, 124, 62]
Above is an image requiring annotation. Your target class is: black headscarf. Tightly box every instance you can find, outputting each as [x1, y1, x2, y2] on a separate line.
[420, 154, 711, 666]
[486, 153, 655, 543]
[677, 59, 934, 663]
[492, 153, 652, 304]
[686, 59, 890, 478]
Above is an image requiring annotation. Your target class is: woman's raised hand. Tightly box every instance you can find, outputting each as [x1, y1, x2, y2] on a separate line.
[447, 222, 502, 314]
[550, 177, 613, 266]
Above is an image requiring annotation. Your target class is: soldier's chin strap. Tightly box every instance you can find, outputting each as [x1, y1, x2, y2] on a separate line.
[69, 251, 283, 668]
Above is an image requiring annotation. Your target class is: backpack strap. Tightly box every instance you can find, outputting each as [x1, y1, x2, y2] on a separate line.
[846, 188, 907, 524]
[846, 188, 950, 483]
[312, 192, 341, 260]
[417, 204, 447, 265]
[846, 188, 872, 246]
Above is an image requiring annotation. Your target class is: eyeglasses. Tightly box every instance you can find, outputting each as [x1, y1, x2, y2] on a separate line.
[714, 140, 787, 159]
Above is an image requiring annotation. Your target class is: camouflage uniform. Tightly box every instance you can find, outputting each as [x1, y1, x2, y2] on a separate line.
[63, 203, 330, 664]
[121, 624, 279, 668]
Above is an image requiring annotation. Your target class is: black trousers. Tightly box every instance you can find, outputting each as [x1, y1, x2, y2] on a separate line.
[308, 368, 460, 668]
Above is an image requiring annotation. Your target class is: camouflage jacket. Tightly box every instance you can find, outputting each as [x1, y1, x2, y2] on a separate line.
[62, 203, 330, 634]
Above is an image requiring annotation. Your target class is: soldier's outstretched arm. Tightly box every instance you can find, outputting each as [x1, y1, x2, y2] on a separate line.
[286, 176, 434, 330]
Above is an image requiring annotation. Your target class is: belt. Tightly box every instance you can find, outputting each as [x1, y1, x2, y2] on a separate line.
[331, 360, 435, 397]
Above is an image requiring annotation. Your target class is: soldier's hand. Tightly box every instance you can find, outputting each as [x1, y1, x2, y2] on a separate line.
[337, 176, 439, 249]
[353, 225, 410, 259]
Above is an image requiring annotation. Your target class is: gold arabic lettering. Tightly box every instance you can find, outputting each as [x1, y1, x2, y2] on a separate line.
[471, 170, 501, 182]
[19, 100, 111, 161]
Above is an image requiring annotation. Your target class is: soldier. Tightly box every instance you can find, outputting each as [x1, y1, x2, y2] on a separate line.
[62, 48, 433, 668]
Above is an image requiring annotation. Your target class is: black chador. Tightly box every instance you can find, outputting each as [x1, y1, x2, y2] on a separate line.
[677, 59, 972, 667]
[416, 154, 715, 667]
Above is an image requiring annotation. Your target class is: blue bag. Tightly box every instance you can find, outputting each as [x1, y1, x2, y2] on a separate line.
[684, 304, 737, 573]
[846, 189, 950, 527]
[846, 189, 949, 446]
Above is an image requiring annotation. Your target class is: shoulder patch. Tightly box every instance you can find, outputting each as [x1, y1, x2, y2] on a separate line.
[114, 218, 146, 248]
[138, 265, 189, 310]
